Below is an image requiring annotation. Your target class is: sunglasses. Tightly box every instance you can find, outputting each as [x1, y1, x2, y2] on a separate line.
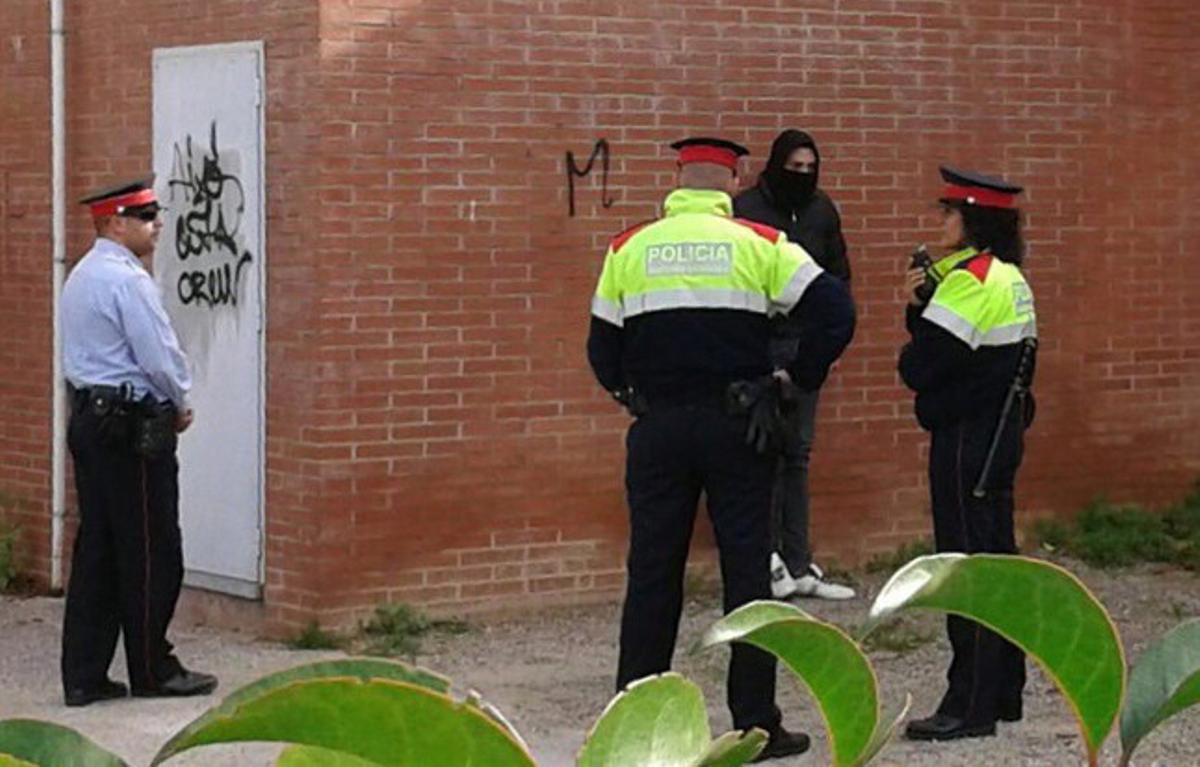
[119, 207, 162, 222]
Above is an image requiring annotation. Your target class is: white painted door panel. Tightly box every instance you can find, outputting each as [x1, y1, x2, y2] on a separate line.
[152, 42, 265, 598]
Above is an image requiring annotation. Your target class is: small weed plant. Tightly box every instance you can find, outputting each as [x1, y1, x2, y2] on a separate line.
[1031, 482, 1200, 570]
[0, 520, 18, 593]
[285, 621, 342, 651]
[361, 603, 469, 659]
[864, 538, 933, 574]
[857, 616, 934, 655]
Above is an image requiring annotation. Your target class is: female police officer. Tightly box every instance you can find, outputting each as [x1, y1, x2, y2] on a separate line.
[898, 166, 1037, 741]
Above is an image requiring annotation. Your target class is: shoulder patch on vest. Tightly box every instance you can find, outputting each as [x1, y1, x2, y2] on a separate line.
[731, 218, 782, 243]
[959, 253, 994, 283]
[610, 220, 654, 253]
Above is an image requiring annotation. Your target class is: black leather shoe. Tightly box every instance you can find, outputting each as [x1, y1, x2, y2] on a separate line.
[132, 670, 218, 698]
[64, 679, 128, 707]
[751, 727, 811, 762]
[998, 703, 1022, 722]
[905, 713, 996, 741]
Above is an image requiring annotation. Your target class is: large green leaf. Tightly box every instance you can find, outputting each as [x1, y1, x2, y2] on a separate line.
[156, 658, 450, 765]
[857, 696, 910, 766]
[576, 673, 766, 767]
[695, 730, 768, 767]
[1119, 618, 1200, 767]
[864, 554, 1125, 764]
[152, 677, 535, 766]
[0, 720, 128, 767]
[577, 673, 711, 767]
[218, 658, 450, 711]
[695, 601, 882, 767]
[276, 745, 380, 766]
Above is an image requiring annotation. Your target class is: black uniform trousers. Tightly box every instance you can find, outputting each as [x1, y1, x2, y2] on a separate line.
[929, 405, 1027, 726]
[616, 402, 781, 732]
[61, 397, 185, 694]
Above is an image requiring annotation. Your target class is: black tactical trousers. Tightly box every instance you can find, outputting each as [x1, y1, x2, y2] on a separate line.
[929, 406, 1027, 725]
[616, 403, 781, 732]
[62, 400, 185, 694]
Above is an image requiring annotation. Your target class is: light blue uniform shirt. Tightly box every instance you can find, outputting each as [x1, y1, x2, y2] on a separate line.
[62, 237, 192, 408]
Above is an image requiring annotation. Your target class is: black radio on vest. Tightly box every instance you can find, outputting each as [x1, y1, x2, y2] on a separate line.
[909, 243, 935, 303]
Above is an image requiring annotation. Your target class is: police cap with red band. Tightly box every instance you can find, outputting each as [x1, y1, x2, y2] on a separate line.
[79, 175, 162, 218]
[939, 165, 1023, 210]
[670, 137, 749, 171]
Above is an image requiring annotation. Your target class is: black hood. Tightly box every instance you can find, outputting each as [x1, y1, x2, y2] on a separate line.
[761, 129, 821, 211]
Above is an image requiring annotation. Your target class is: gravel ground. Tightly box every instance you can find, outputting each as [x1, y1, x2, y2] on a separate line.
[2, 558, 1199, 767]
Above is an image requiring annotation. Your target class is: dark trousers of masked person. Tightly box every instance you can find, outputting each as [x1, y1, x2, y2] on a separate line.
[929, 404, 1027, 726]
[770, 388, 819, 576]
[616, 400, 781, 732]
[62, 391, 185, 695]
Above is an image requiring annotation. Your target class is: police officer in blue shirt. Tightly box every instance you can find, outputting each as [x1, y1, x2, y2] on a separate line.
[60, 177, 217, 706]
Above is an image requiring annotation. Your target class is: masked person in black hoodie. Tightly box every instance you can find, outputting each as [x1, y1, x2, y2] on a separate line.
[734, 129, 855, 602]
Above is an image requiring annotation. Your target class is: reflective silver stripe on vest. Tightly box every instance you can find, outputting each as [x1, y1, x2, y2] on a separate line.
[923, 303, 1038, 349]
[772, 260, 823, 315]
[622, 288, 770, 319]
[591, 295, 624, 327]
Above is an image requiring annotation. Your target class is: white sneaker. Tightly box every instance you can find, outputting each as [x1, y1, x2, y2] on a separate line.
[770, 552, 797, 599]
[793, 563, 856, 600]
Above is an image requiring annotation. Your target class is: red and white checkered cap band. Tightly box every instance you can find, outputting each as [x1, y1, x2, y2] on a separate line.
[941, 183, 1017, 209]
[88, 188, 158, 217]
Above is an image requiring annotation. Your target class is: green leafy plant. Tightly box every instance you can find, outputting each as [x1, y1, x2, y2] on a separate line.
[1119, 618, 1200, 766]
[1030, 486, 1200, 570]
[152, 659, 531, 767]
[8, 556, 1200, 767]
[0, 720, 127, 766]
[696, 601, 909, 767]
[577, 673, 766, 767]
[865, 554, 1126, 766]
[855, 617, 933, 655]
[360, 603, 469, 659]
[285, 621, 343, 651]
[0, 521, 18, 592]
[863, 538, 933, 574]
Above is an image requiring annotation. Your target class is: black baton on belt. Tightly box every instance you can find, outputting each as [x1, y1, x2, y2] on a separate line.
[972, 337, 1037, 499]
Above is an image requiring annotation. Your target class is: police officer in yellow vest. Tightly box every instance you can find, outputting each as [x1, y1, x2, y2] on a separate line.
[899, 166, 1037, 741]
[587, 137, 856, 762]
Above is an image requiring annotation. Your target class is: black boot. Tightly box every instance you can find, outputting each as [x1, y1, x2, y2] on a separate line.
[132, 669, 218, 698]
[64, 678, 128, 707]
[751, 726, 811, 762]
[905, 713, 996, 741]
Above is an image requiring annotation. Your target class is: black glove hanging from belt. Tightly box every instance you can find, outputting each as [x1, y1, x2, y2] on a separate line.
[726, 374, 787, 455]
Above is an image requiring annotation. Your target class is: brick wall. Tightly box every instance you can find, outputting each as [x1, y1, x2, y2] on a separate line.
[2, 0, 1197, 632]
[0, 3, 52, 581]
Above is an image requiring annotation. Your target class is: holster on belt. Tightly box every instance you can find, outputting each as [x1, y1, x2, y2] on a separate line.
[76, 384, 136, 450]
[74, 384, 177, 458]
[132, 398, 178, 459]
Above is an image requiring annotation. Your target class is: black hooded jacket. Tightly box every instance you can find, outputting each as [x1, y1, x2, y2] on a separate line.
[733, 130, 850, 282]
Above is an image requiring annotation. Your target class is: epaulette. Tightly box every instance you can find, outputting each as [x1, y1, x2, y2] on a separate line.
[609, 220, 657, 253]
[609, 220, 654, 253]
[954, 252, 994, 283]
[731, 218, 782, 242]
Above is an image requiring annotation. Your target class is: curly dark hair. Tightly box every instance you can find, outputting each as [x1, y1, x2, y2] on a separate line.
[955, 203, 1026, 265]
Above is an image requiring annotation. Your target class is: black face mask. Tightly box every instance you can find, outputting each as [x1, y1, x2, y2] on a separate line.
[774, 169, 817, 211]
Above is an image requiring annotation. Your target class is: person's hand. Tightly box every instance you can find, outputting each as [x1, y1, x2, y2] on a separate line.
[905, 267, 928, 306]
[176, 408, 194, 433]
